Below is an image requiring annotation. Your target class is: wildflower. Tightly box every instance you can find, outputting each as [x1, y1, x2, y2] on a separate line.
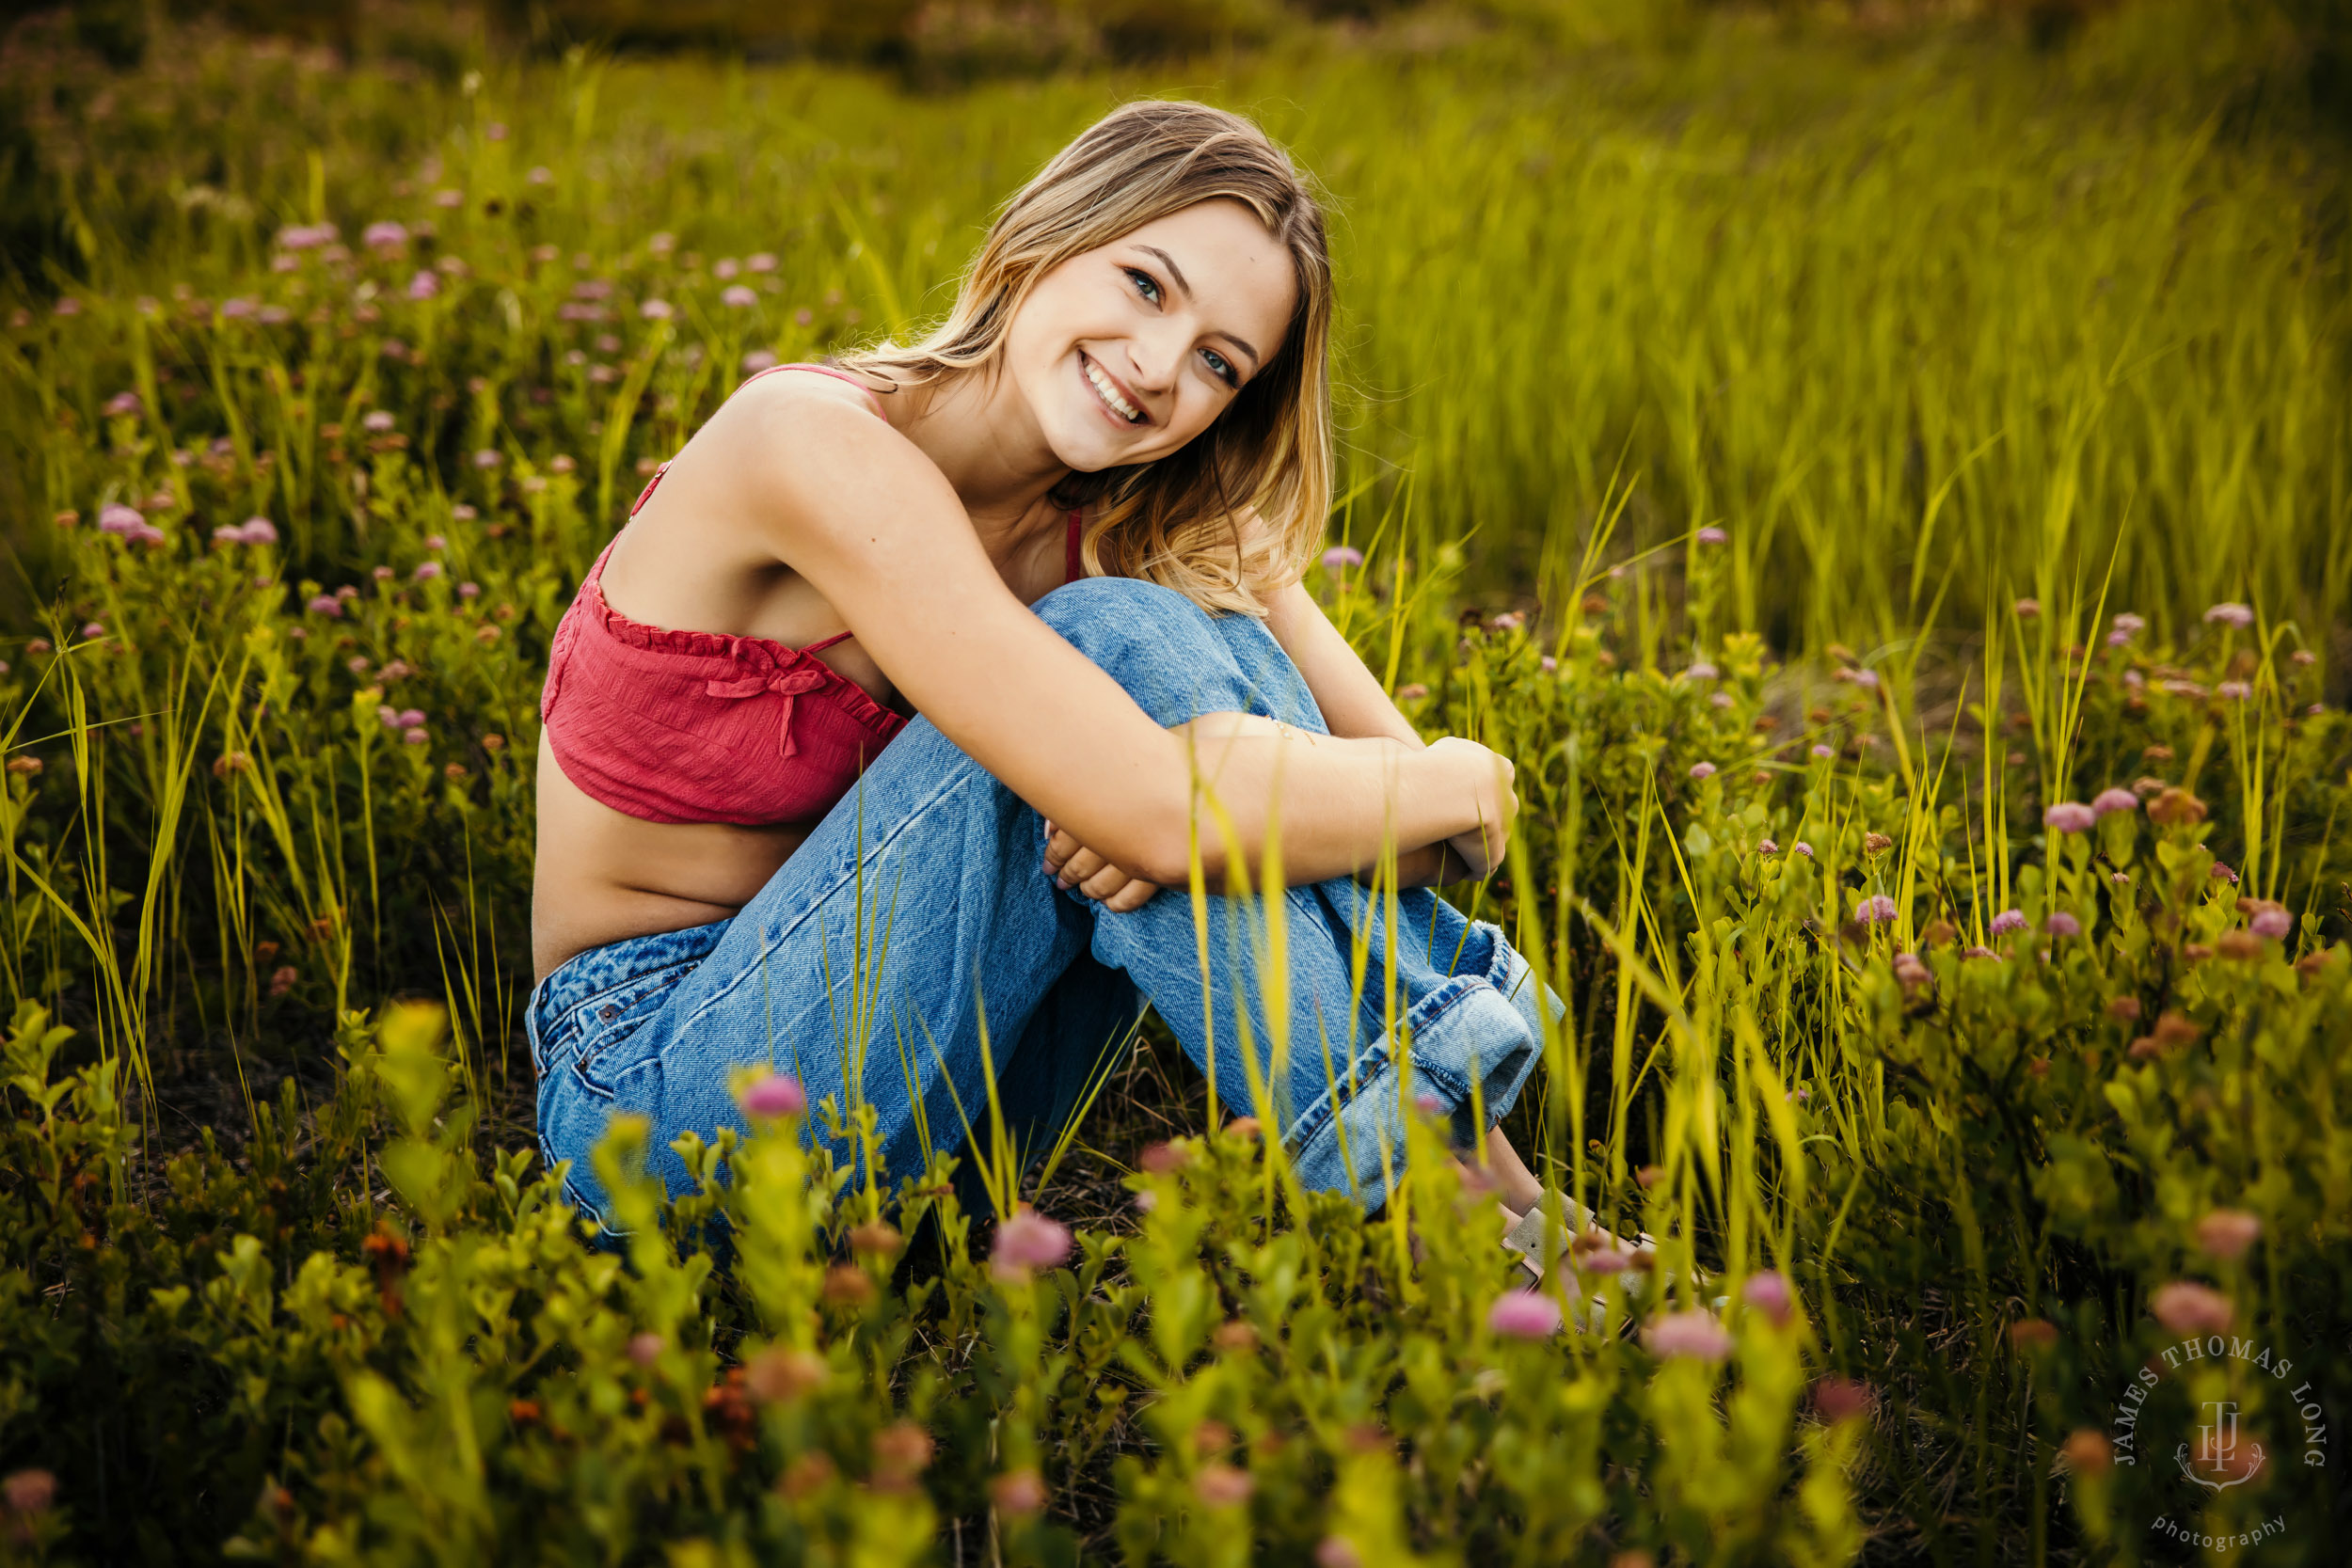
[627, 1332, 664, 1367]
[991, 1206, 1073, 1279]
[648, 231, 676, 255]
[2014, 598, 2041, 618]
[990, 1469, 1046, 1514]
[75, 621, 104, 640]
[103, 390, 142, 417]
[432, 188, 463, 209]
[414, 562, 443, 581]
[1741, 1271, 1795, 1327]
[405, 270, 439, 302]
[747, 251, 778, 273]
[739, 1073, 807, 1118]
[1709, 690, 1733, 707]
[1791, 841, 1814, 857]
[2147, 786, 2207, 827]
[54, 297, 81, 317]
[1321, 545, 1363, 569]
[221, 296, 259, 319]
[1395, 682, 1427, 701]
[1689, 761, 1716, 781]
[362, 410, 395, 439]
[742, 1346, 826, 1403]
[213, 752, 252, 777]
[452, 503, 478, 520]
[1757, 839, 1779, 854]
[1542, 655, 1560, 673]
[2042, 801, 2098, 834]
[1194, 1464, 1253, 1509]
[268, 965, 297, 998]
[472, 449, 502, 469]
[213, 524, 247, 546]
[2210, 861, 2239, 884]
[1855, 895, 1899, 925]
[1488, 1291, 1564, 1338]
[527, 164, 554, 183]
[1314, 1539, 1366, 1568]
[401, 727, 428, 746]
[2, 1469, 56, 1516]
[1863, 831, 1893, 854]
[2202, 602, 2254, 628]
[1694, 526, 1727, 545]
[240, 518, 278, 545]
[1892, 953, 1931, 991]
[795, 307, 815, 326]
[394, 706, 425, 729]
[1686, 659, 1719, 680]
[2249, 906, 2292, 939]
[423, 534, 448, 552]
[640, 298, 675, 321]
[99, 503, 146, 536]
[363, 220, 409, 249]
[1643, 1309, 1734, 1362]
[372, 565, 394, 582]
[2061, 1430, 2114, 1477]
[2105, 628, 2133, 647]
[5, 757, 42, 776]
[2150, 1281, 2233, 1336]
[1810, 743, 1834, 760]
[871, 1422, 933, 1492]
[307, 595, 342, 617]
[721, 284, 758, 309]
[2044, 911, 2082, 938]
[2090, 787, 2137, 816]
[2008, 1319, 2058, 1352]
[458, 581, 481, 600]
[2186, 1209, 2264, 1264]
[1811, 1376, 1873, 1424]
[276, 222, 338, 250]
[378, 706, 401, 729]
[1991, 910, 2027, 937]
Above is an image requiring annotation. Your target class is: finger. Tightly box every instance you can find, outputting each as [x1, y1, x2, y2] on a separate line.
[1043, 825, 1080, 875]
[1103, 879, 1160, 913]
[1056, 847, 1107, 889]
[1077, 863, 1130, 901]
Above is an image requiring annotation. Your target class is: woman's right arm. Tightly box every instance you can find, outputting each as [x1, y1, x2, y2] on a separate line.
[710, 384, 1516, 891]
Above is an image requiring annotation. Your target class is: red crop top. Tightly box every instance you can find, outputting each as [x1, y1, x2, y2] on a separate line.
[540, 362, 1085, 827]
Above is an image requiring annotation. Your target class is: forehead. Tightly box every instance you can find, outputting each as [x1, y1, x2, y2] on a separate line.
[1111, 199, 1296, 353]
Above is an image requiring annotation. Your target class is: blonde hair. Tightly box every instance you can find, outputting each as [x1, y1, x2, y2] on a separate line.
[834, 99, 1334, 617]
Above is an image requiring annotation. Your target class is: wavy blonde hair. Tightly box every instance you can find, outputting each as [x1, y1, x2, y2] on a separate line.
[834, 99, 1333, 617]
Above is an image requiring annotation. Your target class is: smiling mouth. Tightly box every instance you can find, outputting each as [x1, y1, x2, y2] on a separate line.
[1081, 352, 1146, 425]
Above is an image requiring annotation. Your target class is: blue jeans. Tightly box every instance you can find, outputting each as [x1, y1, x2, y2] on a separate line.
[529, 577, 1554, 1232]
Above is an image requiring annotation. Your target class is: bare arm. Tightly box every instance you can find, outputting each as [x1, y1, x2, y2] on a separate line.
[718, 387, 1513, 890]
[1260, 578, 1481, 886]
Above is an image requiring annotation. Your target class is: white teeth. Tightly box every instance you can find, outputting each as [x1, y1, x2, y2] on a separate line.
[1085, 356, 1141, 422]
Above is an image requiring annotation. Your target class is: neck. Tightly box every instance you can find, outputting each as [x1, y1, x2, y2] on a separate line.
[883, 363, 1072, 558]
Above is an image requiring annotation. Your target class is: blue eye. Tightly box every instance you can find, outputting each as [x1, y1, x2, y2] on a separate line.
[1124, 266, 1161, 305]
[1203, 348, 1238, 388]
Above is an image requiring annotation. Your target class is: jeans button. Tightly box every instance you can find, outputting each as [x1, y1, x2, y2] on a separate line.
[598, 1004, 619, 1021]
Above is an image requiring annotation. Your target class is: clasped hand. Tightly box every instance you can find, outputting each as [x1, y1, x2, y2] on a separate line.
[1041, 719, 1518, 911]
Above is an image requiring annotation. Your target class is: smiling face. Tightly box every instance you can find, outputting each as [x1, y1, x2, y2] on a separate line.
[1000, 198, 1299, 473]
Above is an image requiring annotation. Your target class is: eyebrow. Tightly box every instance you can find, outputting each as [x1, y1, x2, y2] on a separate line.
[1138, 244, 1262, 369]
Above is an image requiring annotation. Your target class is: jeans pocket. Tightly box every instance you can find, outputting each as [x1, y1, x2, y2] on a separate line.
[568, 958, 703, 1097]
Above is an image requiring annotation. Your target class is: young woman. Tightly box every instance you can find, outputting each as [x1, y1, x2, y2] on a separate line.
[529, 99, 1569, 1248]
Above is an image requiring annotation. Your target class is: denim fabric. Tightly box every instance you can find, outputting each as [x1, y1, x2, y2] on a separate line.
[529, 576, 1558, 1232]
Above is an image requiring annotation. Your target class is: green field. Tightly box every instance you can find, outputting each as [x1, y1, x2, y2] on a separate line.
[1, 3, 2347, 1563]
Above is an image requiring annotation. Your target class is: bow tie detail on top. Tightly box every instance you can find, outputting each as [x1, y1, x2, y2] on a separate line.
[704, 666, 834, 759]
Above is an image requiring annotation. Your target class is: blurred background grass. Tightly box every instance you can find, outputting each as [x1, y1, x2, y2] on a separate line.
[6, 0, 2347, 669]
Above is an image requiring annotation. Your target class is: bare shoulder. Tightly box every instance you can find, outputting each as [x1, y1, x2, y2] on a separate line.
[696, 369, 960, 561]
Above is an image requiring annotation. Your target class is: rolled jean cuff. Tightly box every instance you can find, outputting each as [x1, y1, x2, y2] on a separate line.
[1286, 920, 1556, 1212]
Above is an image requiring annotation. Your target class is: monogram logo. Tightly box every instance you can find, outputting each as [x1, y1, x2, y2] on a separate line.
[2175, 1400, 2266, 1491]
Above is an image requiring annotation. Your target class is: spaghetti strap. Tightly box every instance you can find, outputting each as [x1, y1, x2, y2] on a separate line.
[801, 629, 857, 654]
[1065, 509, 1084, 587]
[740, 361, 890, 422]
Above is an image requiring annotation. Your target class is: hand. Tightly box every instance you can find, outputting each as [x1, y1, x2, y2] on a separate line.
[1042, 819, 1164, 912]
[1423, 736, 1518, 879]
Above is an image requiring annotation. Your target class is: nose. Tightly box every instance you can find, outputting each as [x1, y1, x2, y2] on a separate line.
[1120, 320, 1189, 398]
